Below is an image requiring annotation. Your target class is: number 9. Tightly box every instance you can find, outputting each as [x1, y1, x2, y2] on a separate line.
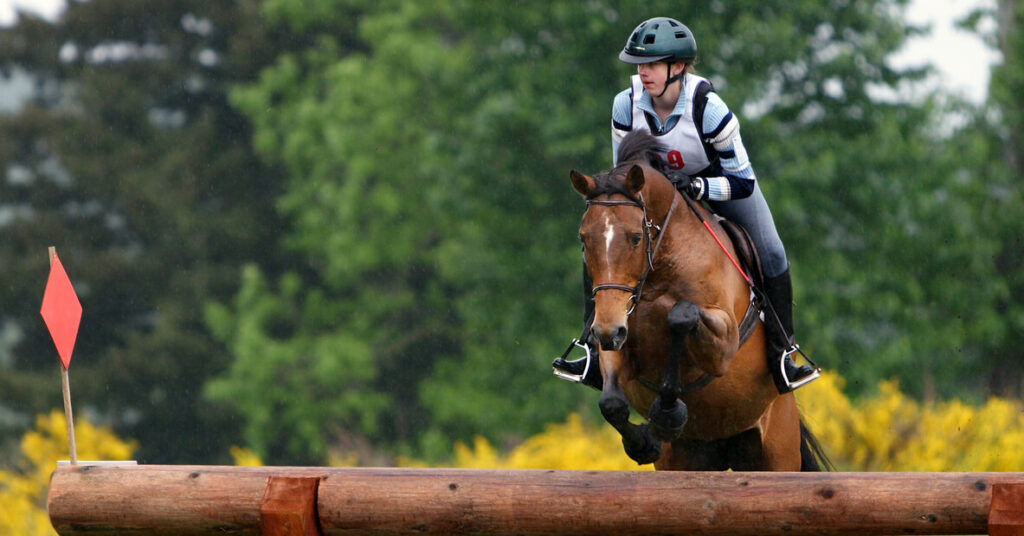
[666, 150, 684, 170]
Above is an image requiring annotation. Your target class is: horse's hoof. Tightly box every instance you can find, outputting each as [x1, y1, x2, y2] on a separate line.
[623, 424, 662, 465]
[648, 397, 688, 443]
[668, 300, 700, 333]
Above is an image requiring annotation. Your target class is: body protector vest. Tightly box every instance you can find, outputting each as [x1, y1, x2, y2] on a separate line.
[629, 73, 720, 177]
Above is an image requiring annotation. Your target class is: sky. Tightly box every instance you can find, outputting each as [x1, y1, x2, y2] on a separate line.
[888, 0, 1000, 103]
[0, 0, 1004, 104]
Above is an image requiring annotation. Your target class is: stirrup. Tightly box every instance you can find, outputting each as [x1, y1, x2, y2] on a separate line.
[552, 338, 592, 383]
[778, 344, 821, 391]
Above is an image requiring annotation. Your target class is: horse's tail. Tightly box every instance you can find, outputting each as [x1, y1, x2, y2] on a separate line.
[799, 420, 834, 472]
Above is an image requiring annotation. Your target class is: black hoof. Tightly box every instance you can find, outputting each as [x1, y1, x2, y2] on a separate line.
[648, 397, 688, 442]
[623, 424, 662, 465]
[668, 300, 700, 333]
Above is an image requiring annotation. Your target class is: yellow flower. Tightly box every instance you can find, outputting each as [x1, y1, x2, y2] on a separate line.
[1, 410, 136, 536]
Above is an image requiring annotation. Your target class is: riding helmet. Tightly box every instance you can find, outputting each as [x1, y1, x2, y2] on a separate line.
[619, 17, 697, 64]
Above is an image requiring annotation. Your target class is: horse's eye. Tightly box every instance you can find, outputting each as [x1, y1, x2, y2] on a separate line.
[578, 234, 586, 250]
[630, 233, 643, 247]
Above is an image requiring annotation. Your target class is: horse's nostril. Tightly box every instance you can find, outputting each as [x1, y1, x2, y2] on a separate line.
[597, 325, 629, 351]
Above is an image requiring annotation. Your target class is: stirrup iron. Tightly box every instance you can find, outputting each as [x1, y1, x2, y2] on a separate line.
[779, 344, 821, 391]
[552, 338, 592, 383]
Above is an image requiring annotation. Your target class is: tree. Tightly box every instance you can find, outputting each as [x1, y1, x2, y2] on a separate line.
[0, 0, 292, 463]
[3, 0, 1008, 466]
[950, 0, 1024, 396]
[215, 0, 968, 464]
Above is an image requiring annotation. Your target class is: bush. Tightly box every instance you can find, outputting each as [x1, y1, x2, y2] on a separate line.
[0, 410, 136, 536]
[797, 372, 1024, 471]
[429, 372, 1024, 472]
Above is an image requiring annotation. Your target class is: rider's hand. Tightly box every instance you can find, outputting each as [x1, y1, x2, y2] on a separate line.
[666, 171, 705, 200]
[681, 177, 705, 200]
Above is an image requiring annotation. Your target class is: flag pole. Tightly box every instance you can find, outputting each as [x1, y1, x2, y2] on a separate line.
[49, 246, 77, 466]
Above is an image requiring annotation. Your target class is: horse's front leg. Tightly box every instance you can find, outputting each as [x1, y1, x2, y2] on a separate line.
[648, 300, 738, 441]
[648, 300, 696, 442]
[597, 349, 661, 465]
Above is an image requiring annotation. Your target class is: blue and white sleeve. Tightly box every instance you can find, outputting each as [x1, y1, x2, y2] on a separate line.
[610, 89, 632, 166]
[696, 92, 756, 201]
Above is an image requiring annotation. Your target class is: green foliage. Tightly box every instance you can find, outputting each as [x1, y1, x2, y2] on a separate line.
[954, 0, 1024, 395]
[205, 266, 388, 462]
[218, 0, 995, 463]
[1, 0, 1020, 465]
[0, 0, 292, 463]
[218, 0, 621, 462]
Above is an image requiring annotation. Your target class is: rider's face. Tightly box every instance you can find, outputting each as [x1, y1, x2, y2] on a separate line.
[637, 62, 672, 93]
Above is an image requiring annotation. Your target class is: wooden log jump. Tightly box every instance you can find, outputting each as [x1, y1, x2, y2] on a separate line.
[47, 465, 1024, 535]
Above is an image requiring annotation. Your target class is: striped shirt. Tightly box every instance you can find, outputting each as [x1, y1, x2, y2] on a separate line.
[611, 75, 756, 201]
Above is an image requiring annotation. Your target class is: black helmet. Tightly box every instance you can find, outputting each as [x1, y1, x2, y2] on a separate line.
[619, 17, 697, 64]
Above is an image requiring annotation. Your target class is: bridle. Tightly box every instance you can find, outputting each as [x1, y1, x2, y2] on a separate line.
[587, 191, 679, 316]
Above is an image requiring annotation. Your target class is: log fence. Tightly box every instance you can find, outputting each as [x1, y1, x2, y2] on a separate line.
[47, 464, 1024, 535]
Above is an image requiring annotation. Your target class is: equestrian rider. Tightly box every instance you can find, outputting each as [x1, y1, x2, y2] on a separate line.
[553, 17, 818, 394]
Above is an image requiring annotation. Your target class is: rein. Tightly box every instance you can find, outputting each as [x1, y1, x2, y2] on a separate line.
[678, 193, 753, 288]
[587, 192, 679, 316]
[677, 192, 821, 380]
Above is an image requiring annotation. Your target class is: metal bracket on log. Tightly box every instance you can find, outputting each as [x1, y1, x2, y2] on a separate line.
[261, 476, 322, 536]
[990, 483, 1024, 536]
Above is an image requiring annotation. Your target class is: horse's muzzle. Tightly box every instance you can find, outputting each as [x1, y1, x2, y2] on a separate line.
[596, 324, 628, 351]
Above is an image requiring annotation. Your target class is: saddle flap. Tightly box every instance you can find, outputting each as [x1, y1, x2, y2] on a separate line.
[716, 216, 765, 291]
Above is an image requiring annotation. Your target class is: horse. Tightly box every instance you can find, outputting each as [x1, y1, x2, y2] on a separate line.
[570, 130, 827, 471]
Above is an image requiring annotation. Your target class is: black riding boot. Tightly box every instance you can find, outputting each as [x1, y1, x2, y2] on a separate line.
[762, 268, 819, 394]
[552, 266, 603, 391]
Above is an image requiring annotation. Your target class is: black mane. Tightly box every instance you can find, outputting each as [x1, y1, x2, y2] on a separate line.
[615, 130, 665, 169]
[586, 131, 668, 201]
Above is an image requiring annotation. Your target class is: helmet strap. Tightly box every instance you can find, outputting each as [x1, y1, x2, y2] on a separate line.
[655, 61, 686, 98]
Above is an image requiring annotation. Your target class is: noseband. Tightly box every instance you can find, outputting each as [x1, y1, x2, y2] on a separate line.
[588, 191, 679, 315]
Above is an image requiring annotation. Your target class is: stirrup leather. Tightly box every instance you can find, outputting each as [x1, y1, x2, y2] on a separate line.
[778, 344, 821, 391]
[552, 338, 592, 383]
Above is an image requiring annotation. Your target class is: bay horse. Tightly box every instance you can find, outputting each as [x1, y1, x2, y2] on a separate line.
[570, 131, 827, 471]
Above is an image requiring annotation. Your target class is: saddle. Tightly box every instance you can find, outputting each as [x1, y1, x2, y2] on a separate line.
[715, 216, 765, 291]
[713, 216, 765, 348]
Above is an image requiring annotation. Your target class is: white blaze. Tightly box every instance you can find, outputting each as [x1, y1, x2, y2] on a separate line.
[603, 214, 615, 255]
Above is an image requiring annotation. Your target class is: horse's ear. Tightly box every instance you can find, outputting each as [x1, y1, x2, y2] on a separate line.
[570, 169, 595, 197]
[626, 165, 646, 193]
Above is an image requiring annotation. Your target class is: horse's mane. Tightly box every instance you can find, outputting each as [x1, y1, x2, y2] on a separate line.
[615, 130, 665, 170]
[586, 131, 670, 201]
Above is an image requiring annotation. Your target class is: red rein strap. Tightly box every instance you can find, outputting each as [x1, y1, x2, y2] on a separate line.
[680, 193, 753, 287]
[701, 220, 752, 286]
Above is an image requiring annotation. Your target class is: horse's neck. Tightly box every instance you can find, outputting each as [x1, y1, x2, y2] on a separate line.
[650, 186, 731, 287]
[641, 177, 679, 220]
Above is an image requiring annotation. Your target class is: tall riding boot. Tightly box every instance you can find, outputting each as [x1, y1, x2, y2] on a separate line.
[762, 268, 819, 394]
[552, 265, 603, 390]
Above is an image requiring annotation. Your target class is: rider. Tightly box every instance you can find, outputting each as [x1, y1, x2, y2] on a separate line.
[553, 17, 818, 394]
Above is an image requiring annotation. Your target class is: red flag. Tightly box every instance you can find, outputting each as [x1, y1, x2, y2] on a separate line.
[40, 253, 82, 369]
